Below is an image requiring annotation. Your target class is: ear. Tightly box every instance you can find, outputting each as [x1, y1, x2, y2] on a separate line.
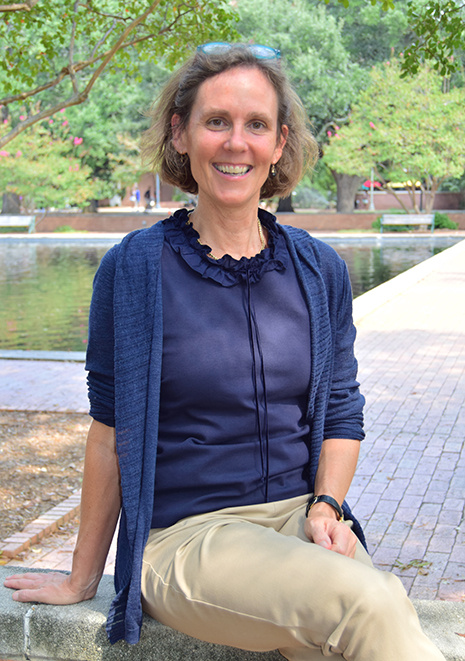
[171, 114, 186, 154]
[273, 124, 288, 164]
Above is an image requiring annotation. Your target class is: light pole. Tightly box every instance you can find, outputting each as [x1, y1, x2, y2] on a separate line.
[369, 167, 375, 211]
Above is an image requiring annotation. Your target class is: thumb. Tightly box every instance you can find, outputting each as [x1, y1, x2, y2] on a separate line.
[310, 527, 332, 550]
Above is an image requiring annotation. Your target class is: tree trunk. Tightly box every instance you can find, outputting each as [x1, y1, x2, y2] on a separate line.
[331, 171, 364, 213]
[86, 199, 99, 212]
[276, 194, 294, 212]
[2, 192, 21, 214]
[424, 176, 441, 213]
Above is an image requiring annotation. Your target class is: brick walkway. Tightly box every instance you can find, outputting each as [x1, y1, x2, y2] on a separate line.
[349, 238, 465, 600]
[1, 238, 464, 602]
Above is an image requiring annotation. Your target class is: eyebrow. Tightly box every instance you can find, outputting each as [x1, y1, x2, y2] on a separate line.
[198, 107, 275, 124]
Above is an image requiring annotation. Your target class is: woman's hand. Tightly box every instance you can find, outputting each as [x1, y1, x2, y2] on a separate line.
[3, 571, 98, 605]
[304, 508, 358, 559]
[307, 437, 361, 558]
[4, 421, 120, 607]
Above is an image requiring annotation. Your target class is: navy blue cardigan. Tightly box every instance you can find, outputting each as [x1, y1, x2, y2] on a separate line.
[85, 218, 366, 645]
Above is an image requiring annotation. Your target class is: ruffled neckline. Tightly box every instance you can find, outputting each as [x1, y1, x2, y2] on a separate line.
[163, 207, 288, 287]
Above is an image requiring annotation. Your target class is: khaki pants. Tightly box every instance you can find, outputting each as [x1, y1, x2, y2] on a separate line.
[141, 494, 444, 660]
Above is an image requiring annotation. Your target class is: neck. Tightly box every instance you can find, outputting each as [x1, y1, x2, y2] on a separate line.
[190, 202, 266, 260]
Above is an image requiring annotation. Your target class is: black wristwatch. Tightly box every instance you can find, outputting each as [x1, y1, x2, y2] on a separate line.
[306, 494, 344, 521]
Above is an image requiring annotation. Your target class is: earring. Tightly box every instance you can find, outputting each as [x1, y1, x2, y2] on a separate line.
[178, 152, 188, 165]
[270, 163, 277, 177]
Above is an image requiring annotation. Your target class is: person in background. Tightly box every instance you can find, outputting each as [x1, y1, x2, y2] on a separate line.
[4, 43, 445, 661]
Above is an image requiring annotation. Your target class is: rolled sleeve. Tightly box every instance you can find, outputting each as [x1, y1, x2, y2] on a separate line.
[85, 246, 118, 427]
[324, 261, 365, 441]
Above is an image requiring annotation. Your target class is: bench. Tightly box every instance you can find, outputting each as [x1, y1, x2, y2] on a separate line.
[0, 215, 36, 233]
[380, 213, 435, 234]
[1, 567, 464, 661]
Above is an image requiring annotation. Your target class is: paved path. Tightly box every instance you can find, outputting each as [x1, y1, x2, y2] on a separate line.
[350, 239, 465, 600]
[1, 238, 464, 602]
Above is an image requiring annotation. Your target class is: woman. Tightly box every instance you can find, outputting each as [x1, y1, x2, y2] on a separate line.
[5, 43, 444, 660]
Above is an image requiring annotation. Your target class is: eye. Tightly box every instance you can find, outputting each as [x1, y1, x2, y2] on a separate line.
[249, 120, 267, 132]
[207, 117, 227, 129]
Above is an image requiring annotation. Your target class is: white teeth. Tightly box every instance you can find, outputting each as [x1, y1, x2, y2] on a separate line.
[216, 164, 250, 175]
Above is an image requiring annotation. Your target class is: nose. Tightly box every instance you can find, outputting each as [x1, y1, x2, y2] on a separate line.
[225, 124, 247, 152]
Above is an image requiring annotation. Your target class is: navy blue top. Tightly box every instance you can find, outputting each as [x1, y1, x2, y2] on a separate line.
[152, 211, 311, 528]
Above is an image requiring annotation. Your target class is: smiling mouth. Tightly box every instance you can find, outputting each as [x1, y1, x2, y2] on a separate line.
[214, 164, 251, 176]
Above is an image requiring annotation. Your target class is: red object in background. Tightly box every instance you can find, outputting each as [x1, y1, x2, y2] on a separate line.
[363, 180, 382, 188]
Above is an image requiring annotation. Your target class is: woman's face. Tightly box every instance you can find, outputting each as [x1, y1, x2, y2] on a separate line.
[172, 66, 287, 213]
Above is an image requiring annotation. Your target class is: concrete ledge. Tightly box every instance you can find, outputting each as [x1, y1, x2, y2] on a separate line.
[0, 351, 86, 362]
[1, 568, 464, 661]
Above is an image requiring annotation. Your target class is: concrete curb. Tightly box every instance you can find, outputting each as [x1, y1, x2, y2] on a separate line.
[0, 492, 81, 560]
[0, 351, 86, 362]
[352, 236, 465, 323]
[1, 568, 464, 661]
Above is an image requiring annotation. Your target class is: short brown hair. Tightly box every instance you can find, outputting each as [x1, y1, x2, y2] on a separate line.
[141, 44, 318, 199]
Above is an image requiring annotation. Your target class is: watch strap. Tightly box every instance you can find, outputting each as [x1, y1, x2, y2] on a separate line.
[306, 494, 344, 521]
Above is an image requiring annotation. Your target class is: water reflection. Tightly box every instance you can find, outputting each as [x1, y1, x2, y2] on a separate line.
[324, 237, 459, 298]
[0, 236, 462, 351]
[0, 242, 110, 352]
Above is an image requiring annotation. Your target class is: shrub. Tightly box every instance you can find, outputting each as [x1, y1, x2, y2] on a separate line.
[434, 212, 458, 229]
[54, 225, 79, 232]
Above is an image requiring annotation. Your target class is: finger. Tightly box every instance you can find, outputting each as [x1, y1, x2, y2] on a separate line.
[330, 529, 357, 558]
[11, 584, 77, 605]
[4, 572, 66, 590]
[309, 528, 332, 550]
[5, 574, 50, 588]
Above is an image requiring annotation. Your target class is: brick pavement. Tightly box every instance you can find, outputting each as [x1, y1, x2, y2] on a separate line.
[349, 238, 465, 600]
[1, 238, 464, 603]
[0, 358, 87, 412]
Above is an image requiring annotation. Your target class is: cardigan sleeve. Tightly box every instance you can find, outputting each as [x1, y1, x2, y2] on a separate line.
[323, 258, 365, 441]
[85, 246, 118, 427]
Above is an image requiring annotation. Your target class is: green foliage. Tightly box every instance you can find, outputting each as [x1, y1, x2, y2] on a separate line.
[0, 0, 239, 148]
[327, 0, 395, 10]
[323, 58, 465, 212]
[321, 0, 412, 65]
[0, 114, 98, 208]
[322, 0, 465, 76]
[236, 0, 365, 135]
[53, 225, 85, 232]
[434, 211, 458, 228]
[402, 0, 465, 77]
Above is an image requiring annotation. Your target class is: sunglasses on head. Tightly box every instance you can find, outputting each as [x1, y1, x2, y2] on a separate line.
[197, 42, 281, 60]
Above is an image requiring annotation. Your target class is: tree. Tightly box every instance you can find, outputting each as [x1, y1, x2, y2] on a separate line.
[321, 0, 413, 66]
[324, 0, 465, 77]
[0, 115, 98, 210]
[0, 0, 238, 149]
[57, 60, 171, 202]
[323, 58, 465, 212]
[236, 0, 364, 138]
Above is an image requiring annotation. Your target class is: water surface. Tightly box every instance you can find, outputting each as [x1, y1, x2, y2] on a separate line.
[0, 236, 461, 352]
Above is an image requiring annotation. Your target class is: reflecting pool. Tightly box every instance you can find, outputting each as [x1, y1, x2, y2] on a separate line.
[0, 236, 462, 352]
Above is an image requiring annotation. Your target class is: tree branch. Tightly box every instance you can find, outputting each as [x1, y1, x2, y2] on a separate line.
[384, 183, 410, 214]
[0, 0, 163, 149]
[0, 30, 156, 107]
[68, 1, 80, 94]
[0, 1, 38, 10]
[91, 18, 117, 59]
[78, 2, 132, 23]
